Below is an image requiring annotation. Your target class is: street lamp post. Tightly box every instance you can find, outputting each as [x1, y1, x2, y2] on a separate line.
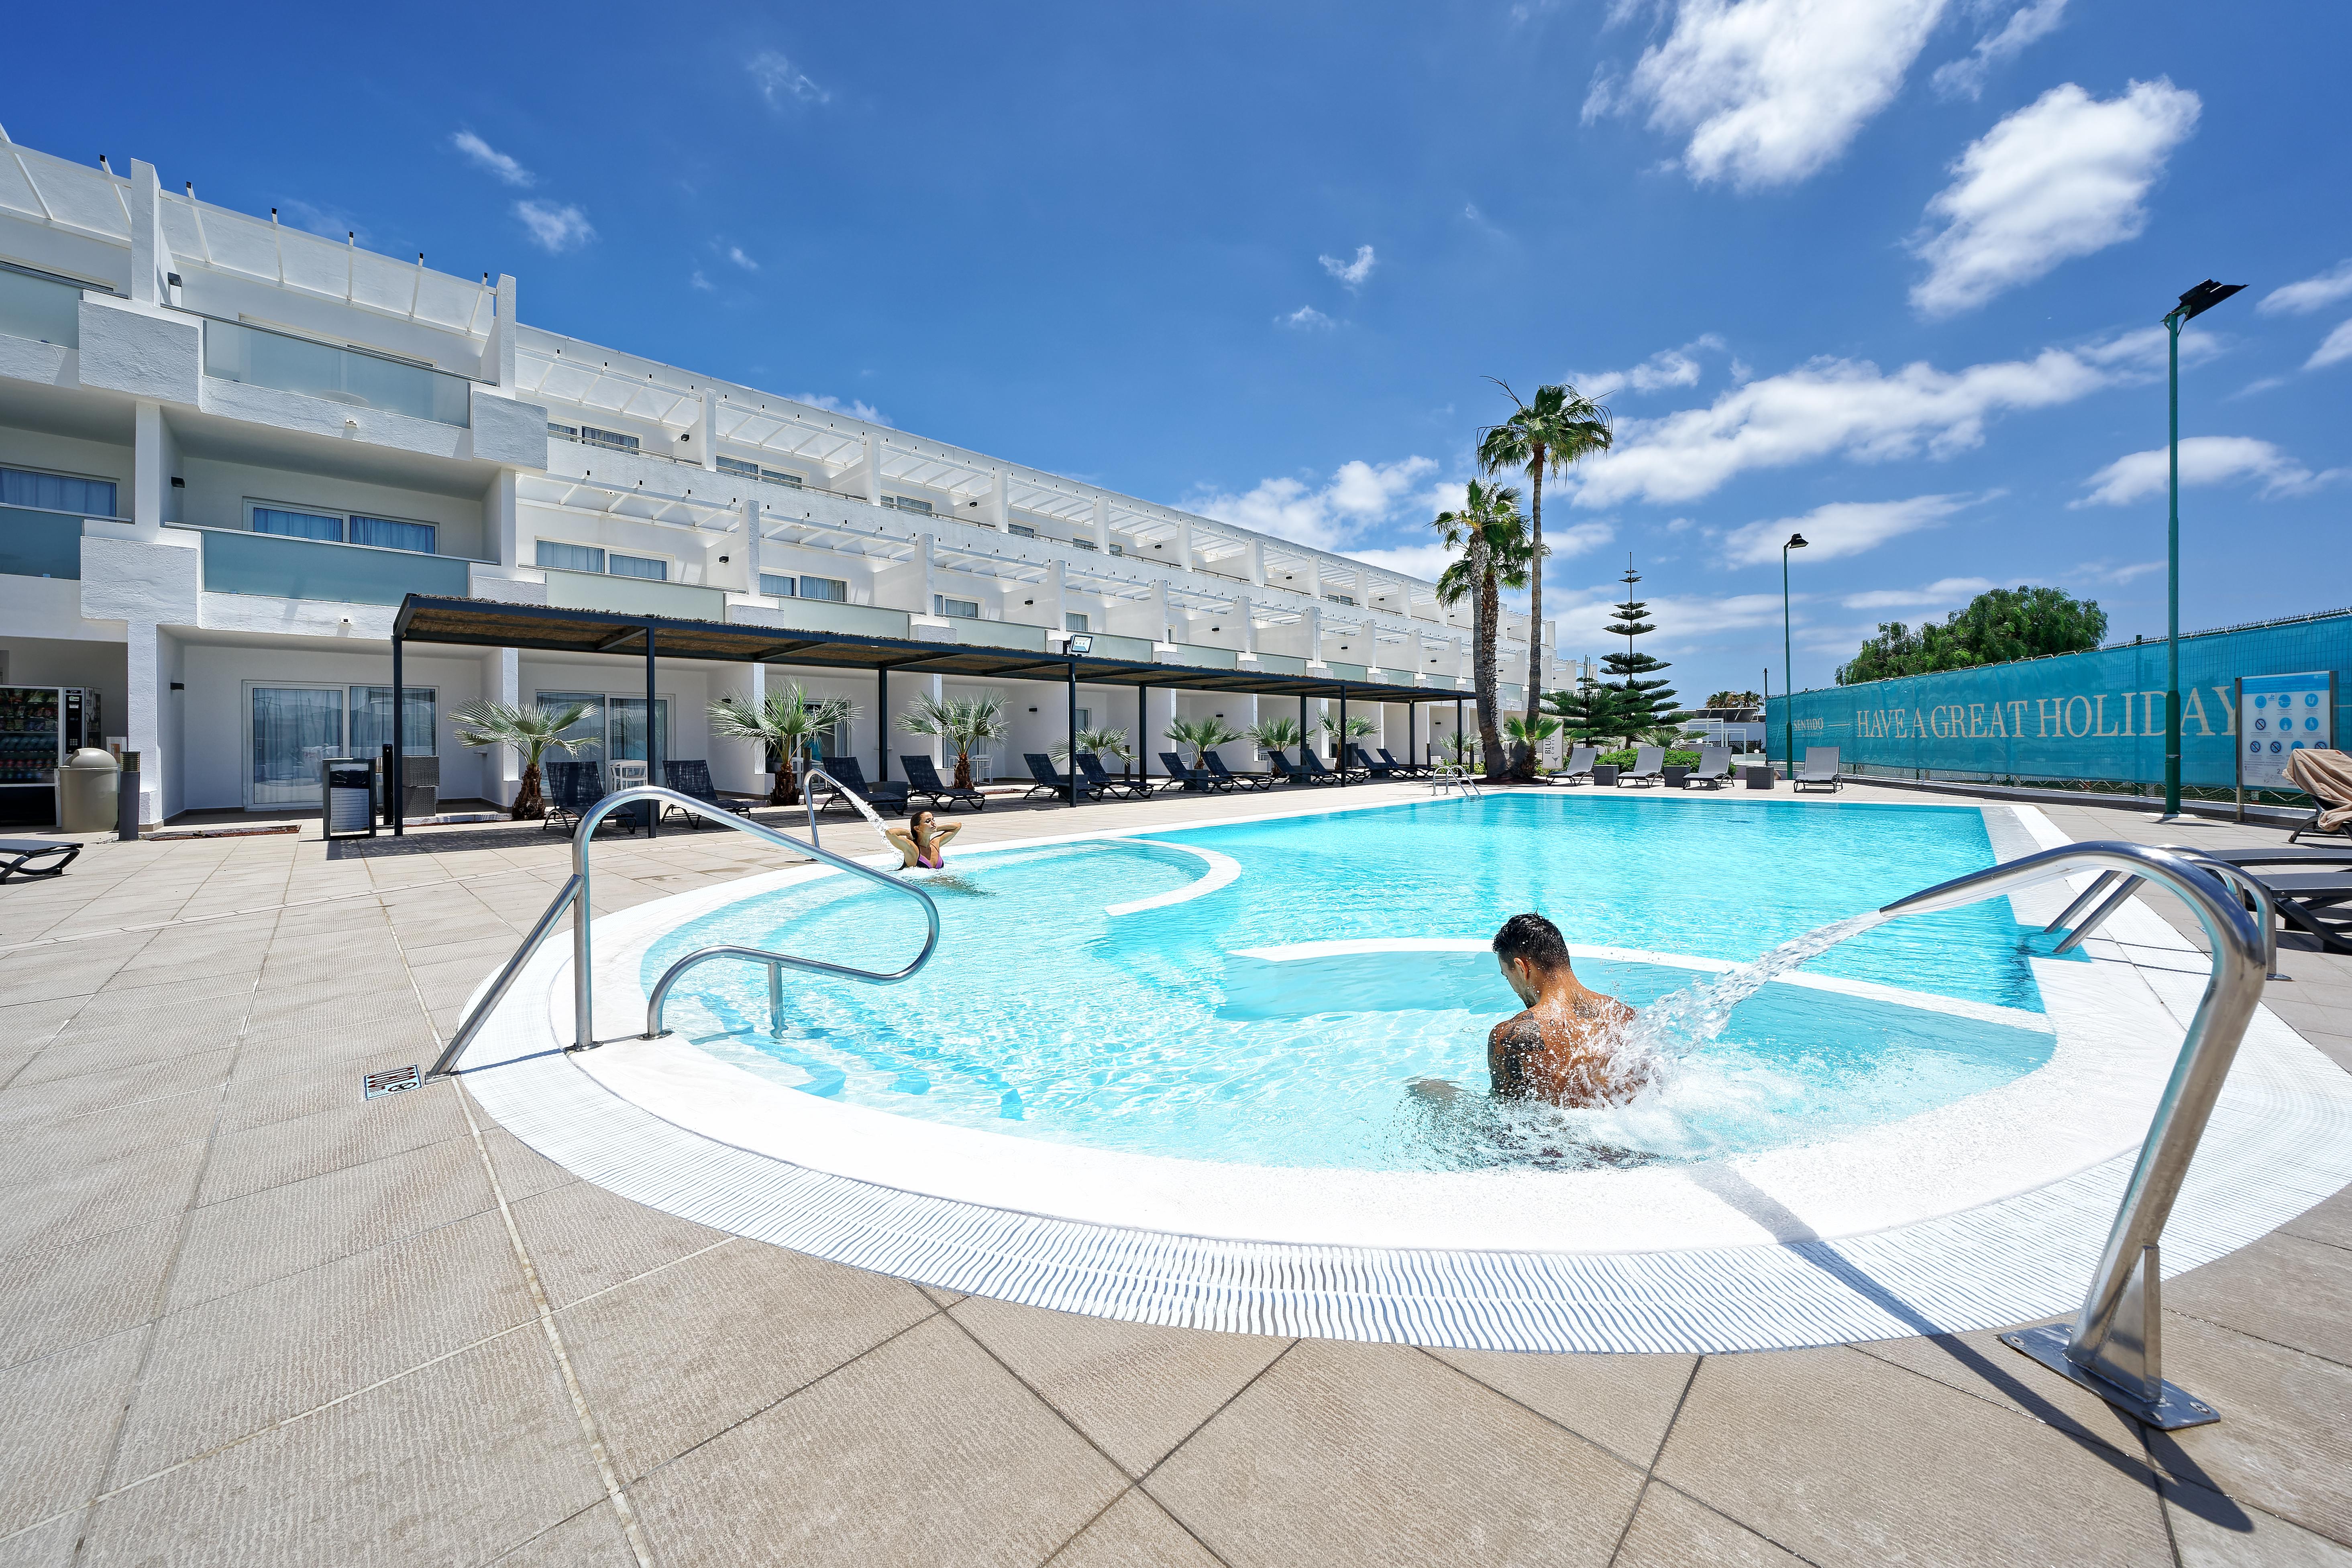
[1781, 532, 1807, 778]
[2160, 280, 2245, 819]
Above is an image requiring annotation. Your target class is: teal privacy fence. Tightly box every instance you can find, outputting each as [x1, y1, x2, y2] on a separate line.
[1766, 607, 2352, 796]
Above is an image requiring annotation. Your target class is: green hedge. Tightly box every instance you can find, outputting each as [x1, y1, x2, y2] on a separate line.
[1591, 748, 1702, 769]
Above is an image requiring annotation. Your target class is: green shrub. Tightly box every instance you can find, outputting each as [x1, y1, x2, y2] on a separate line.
[1594, 748, 1701, 769]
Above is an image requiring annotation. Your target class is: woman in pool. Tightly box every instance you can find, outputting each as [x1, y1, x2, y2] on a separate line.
[885, 807, 962, 871]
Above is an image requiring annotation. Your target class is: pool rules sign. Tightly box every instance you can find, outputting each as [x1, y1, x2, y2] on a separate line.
[2236, 671, 2335, 792]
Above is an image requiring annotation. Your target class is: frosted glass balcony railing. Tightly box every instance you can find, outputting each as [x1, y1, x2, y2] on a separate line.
[0, 267, 81, 347]
[1161, 643, 1239, 670]
[1323, 661, 1370, 682]
[542, 567, 724, 621]
[1248, 653, 1308, 677]
[731, 597, 913, 640]
[202, 318, 471, 427]
[197, 527, 471, 605]
[1072, 632, 1156, 662]
[951, 620, 1049, 653]
[0, 506, 90, 579]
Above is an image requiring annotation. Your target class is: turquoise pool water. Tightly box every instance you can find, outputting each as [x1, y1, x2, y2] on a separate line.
[642, 794, 2062, 1172]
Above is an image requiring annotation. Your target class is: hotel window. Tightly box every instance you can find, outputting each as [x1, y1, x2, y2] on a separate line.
[249, 503, 436, 553]
[536, 540, 605, 574]
[763, 468, 803, 488]
[798, 576, 848, 603]
[758, 572, 797, 597]
[883, 495, 933, 515]
[536, 692, 607, 755]
[0, 464, 117, 518]
[349, 685, 437, 757]
[1109, 542, 1125, 556]
[1064, 612, 1089, 633]
[350, 515, 437, 553]
[717, 456, 758, 478]
[579, 425, 638, 453]
[251, 505, 344, 542]
[1325, 593, 1356, 606]
[1008, 523, 1037, 540]
[547, 422, 578, 441]
[933, 595, 980, 620]
[607, 553, 668, 581]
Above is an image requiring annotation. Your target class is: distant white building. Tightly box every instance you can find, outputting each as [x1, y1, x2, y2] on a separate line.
[0, 132, 1561, 824]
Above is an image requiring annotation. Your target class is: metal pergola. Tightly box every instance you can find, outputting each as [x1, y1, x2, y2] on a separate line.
[385, 594, 1466, 837]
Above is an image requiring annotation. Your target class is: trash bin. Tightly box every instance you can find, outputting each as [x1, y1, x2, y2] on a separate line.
[59, 748, 119, 833]
[322, 758, 377, 839]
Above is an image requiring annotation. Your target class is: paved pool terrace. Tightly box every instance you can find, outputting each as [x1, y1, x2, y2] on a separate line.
[3, 779, 2349, 1567]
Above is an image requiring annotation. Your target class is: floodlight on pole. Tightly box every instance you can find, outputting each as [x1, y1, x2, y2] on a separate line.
[1782, 533, 1807, 778]
[2160, 280, 2245, 819]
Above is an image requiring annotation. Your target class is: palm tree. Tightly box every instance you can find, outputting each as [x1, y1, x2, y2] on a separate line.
[1165, 714, 1242, 767]
[1504, 712, 1562, 766]
[451, 700, 597, 821]
[896, 691, 1010, 789]
[707, 684, 856, 806]
[1477, 381, 1612, 775]
[1244, 714, 1304, 765]
[1432, 479, 1537, 781]
[1049, 727, 1133, 767]
[1317, 711, 1375, 764]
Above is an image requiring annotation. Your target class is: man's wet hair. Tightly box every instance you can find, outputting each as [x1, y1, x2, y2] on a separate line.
[1493, 912, 1572, 974]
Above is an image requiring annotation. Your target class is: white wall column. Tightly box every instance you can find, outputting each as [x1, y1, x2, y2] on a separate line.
[1308, 606, 1325, 665]
[988, 470, 1009, 527]
[130, 403, 173, 540]
[129, 160, 164, 305]
[1151, 579, 1172, 643]
[861, 432, 883, 504]
[918, 533, 936, 613]
[1045, 559, 1067, 631]
[1303, 559, 1322, 601]
[1091, 496, 1111, 552]
[477, 646, 519, 804]
[484, 468, 520, 566]
[711, 662, 767, 797]
[699, 389, 719, 471]
[1248, 540, 1267, 586]
[740, 498, 764, 592]
[1174, 519, 1192, 572]
[485, 274, 518, 388]
[1235, 597, 1256, 654]
[124, 621, 165, 824]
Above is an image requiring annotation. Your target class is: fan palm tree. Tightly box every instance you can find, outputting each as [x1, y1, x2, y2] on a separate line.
[707, 684, 856, 806]
[1166, 714, 1242, 767]
[450, 700, 597, 821]
[1504, 712, 1562, 766]
[1317, 711, 1375, 764]
[896, 690, 1010, 789]
[1477, 381, 1612, 775]
[1049, 727, 1132, 766]
[1244, 714, 1304, 764]
[1432, 479, 1537, 781]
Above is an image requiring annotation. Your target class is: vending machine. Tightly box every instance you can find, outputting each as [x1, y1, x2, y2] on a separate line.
[0, 687, 103, 827]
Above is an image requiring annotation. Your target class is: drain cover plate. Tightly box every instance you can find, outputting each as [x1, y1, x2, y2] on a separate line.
[363, 1064, 422, 1099]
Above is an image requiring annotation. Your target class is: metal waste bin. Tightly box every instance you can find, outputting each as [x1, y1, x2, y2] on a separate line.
[322, 758, 377, 840]
[607, 759, 650, 831]
[59, 747, 119, 833]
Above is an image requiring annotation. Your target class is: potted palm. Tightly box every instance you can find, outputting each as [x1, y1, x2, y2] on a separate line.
[1504, 713, 1563, 773]
[896, 691, 1011, 789]
[1317, 711, 1376, 767]
[1050, 725, 1134, 770]
[1245, 715, 1304, 767]
[707, 684, 856, 806]
[450, 699, 596, 821]
[1165, 714, 1242, 768]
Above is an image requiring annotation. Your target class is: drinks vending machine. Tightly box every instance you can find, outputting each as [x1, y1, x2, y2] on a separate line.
[0, 686, 103, 827]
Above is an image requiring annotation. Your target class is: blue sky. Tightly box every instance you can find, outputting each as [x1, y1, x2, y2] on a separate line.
[10, 0, 2348, 701]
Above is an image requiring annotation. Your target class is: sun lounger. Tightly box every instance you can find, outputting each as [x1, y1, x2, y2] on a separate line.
[1684, 746, 1733, 790]
[1794, 745, 1842, 792]
[1548, 746, 1598, 786]
[813, 755, 910, 816]
[1267, 751, 1334, 786]
[660, 759, 757, 826]
[0, 838, 79, 880]
[1300, 749, 1365, 784]
[1377, 748, 1430, 778]
[1024, 752, 1077, 801]
[1348, 746, 1399, 780]
[1618, 746, 1666, 788]
[1077, 753, 1150, 800]
[2285, 748, 2352, 843]
[2235, 867, 2352, 956]
[542, 760, 637, 836]
[1157, 751, 1222, 793]
[900, 755, 986, 811]
[1206, 750, 1272, 791]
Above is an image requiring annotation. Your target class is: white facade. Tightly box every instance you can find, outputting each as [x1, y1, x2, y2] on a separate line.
[0, 131, 1557, 822]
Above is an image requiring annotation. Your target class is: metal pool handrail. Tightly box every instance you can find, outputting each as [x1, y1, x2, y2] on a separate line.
[426, 784, 939, 1079]
[1881, 840, 2265, 1428]
[2044, 848, 2287, 982]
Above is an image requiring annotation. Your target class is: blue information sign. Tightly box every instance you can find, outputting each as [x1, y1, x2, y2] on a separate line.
[2236, 671, 2335, 792]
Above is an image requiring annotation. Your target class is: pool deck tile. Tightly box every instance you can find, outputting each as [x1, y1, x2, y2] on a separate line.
[3, 780, 2351, 1562]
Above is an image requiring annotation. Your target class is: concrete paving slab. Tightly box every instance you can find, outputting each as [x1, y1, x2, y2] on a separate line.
[2166, 1233, 2352, 1365]
[557, 1237, 935, 1482]
[0, 1219, 181, 1369]
[0, 1512, 77, 1568]
[196, 1078, 467, 1205]
[0, 1328, 145, 1538]
[2279, 1183, 2352, 1250]
[507, 1175, 730, 1310]
[0, 1050, 230, 1131]
[1046, 1488, 1222, 1568]
[1614, 1482, 1807, 1566]
[1425, 1345, 1698, 1470]
[951, 1295, 1291, 1478]
[1849, 1323, 2150, 1462]
[2145, 1313, 2352, 1546]
[483, 1501, 640, 1567]
[2168, 1490, 2352, 1566]
[1146, 1338, 1643, 1568]
[1654, 1347, 2172, 1567]
[626, 1313, 1126, 1568]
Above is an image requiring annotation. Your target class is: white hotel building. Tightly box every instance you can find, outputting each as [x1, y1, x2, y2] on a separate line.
[0, 131, 1557, 826]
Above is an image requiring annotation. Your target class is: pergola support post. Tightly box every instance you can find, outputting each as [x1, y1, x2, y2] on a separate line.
[644, 623, 658, 839]
[1066, 660, 1080, 807]
[391, 633, 405, 838]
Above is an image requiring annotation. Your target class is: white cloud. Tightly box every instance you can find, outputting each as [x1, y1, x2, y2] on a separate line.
[1276, 305, 1335, 330]
[1571, 326, 2194, 508]
[1345, 542, 1460, 581]
[1318, 245, 1376, 289]
[2259, 261, 2352, 317]
[726, 244, 758, 272]
[1720, 494, 1972, 566]
[689, 269, 713, 292]
[2308, 320, 2352, 371]
[1930, 0, 2066, 101]
[1841, 575, 1995, 610]
[1608, 0, 1950, 189]
[450, 130, 533, 187]
[1573, 334, 1726, 400]
[750, 51, 828, 107]
[792, 393, 890, 426]
[1185, 458, 1439, 552]
[1910, 79, 2199, 318]
[514, 201, 594, 253]
[2076, 436, 2344, 506]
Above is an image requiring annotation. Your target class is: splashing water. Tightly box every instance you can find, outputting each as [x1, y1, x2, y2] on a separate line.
[812, 774, 897, 844]
[1610, 910, 1892, 1084]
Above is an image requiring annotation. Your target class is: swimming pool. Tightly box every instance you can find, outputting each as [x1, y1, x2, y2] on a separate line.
[640, 794, 2063, 1173]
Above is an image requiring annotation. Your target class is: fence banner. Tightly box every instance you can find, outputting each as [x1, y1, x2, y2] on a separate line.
[1767, 610, 2352, 788]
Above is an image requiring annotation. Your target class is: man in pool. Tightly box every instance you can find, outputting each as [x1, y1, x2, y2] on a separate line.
[1486, 912, 1647, 1106]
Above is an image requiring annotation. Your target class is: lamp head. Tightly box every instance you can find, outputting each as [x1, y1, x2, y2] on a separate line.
[1786, 533, 1808, 550]
[2173, 280, 2245, 322]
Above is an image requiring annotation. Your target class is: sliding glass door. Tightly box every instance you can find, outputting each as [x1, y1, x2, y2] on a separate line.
[244, 683, 436, 808]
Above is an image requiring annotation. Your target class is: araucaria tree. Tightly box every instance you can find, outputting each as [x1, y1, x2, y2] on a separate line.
[1477, 381, 1612, 776]
[1543, 670, 1623, 748]
[1432, 479, 1537, 780]
[1600, 559, 1679, 739]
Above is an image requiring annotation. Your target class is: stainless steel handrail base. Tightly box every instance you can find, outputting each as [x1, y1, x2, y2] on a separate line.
[2001, 1326, 2220, 1430]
